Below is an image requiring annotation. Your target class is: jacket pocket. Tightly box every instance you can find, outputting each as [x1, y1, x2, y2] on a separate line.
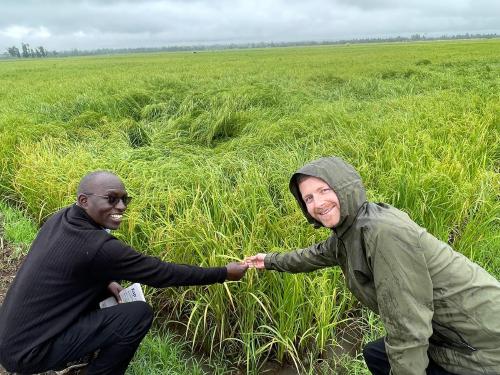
[430, 321, 477, 355]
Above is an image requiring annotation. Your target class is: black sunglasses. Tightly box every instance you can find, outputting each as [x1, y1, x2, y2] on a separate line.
[84, 193, 132, 206]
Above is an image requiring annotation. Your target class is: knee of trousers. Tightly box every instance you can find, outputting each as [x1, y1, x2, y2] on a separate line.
[129, 300, 154, 331]
[115, 301, 154, 339]
[362, 340, 385, 363]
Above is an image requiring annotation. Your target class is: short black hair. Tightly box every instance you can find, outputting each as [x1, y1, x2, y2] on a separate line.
[77, 171, 118, 195]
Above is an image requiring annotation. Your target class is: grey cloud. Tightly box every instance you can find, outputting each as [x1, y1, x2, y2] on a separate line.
[0, 0, 499, 50]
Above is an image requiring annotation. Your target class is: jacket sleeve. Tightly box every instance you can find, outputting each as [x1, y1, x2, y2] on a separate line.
[264, 235, 339, 273]
[90, 238, 227, 287]
[371, 228, 434, 375]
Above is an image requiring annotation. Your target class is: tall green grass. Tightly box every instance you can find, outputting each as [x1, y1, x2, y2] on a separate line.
[126, 329, 209, 375]
[0, 40, 498, 372]
[0, 200, 37, 257]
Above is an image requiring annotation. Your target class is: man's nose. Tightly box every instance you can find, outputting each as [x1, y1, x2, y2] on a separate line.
[315, 195, 326, 207]
[314, 197, 325, 210]
[116, 199, 126, 210]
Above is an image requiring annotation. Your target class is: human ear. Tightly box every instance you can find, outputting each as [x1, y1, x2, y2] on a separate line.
[77, 194, 88, 208]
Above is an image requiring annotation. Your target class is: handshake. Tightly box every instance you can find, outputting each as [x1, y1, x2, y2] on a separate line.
[225, 253, 267, 281]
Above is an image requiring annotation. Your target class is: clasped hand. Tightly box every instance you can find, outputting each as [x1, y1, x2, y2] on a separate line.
[243, 253, 267, 269]
[225, 262, 249, 281]
[225, 252, 267, 280]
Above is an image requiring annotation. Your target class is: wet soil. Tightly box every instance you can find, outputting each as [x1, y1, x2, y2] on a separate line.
[0, 237, 23, 375]
[0, 236, 25, 306]
[159, 311, 364, 374]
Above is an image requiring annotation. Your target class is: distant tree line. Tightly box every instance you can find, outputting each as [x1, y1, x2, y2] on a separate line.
[5, 43, 57, 58]
[2, 33, 498, 59]
[49, 32, 500, 57]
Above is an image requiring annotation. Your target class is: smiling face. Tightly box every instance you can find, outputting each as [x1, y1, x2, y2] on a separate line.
[298, 176, 341, 228]
[77, 173, 128, 230]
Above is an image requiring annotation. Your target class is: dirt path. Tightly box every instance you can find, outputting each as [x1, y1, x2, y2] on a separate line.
[0, 241, 21, 306]
[0, 235, 24, 375]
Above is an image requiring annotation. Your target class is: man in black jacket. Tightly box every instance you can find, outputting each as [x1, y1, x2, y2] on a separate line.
[0, 171, 248, 374]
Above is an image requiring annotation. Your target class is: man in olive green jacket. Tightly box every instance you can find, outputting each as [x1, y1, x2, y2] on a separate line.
[246, 156, 500, 375]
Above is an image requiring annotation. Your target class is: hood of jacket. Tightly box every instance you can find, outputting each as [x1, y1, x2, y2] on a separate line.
[289, 156, 367, 236]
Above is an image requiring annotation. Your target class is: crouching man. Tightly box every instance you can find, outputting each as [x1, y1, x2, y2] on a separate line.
[246, 156, 500, 375]
[0, 171, 248, 374]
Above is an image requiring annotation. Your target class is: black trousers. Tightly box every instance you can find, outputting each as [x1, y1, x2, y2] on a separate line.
[17, 301, 153, 375]
[363, 337, 456, 375]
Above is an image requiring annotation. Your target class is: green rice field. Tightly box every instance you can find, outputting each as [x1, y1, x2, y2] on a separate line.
[0, 39, 499, 373]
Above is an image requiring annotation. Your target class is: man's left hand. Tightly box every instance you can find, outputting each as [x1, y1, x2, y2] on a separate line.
[107, 281, 124, 303]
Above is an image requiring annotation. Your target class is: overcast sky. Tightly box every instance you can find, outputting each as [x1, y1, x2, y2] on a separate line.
[1, 0, 499, 51]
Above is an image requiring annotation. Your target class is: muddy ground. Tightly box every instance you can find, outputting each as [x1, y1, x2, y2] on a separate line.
[0, 238, 22, 375]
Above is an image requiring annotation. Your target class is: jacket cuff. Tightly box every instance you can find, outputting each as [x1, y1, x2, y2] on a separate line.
[264, 253, 276, 270]
[218, 266, 228, 282]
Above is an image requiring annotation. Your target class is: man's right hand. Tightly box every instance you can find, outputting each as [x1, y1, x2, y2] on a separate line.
[107, 281, 124, 303]
[226, 262, 249, 281]
[244, 253, 267, 269]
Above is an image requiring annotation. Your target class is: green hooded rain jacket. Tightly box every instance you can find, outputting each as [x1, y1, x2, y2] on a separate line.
[264, 156, 500, 375]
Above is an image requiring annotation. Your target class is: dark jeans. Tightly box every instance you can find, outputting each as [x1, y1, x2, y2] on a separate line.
[16, 301, 153, 375]
[363, 337, 456, 375]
